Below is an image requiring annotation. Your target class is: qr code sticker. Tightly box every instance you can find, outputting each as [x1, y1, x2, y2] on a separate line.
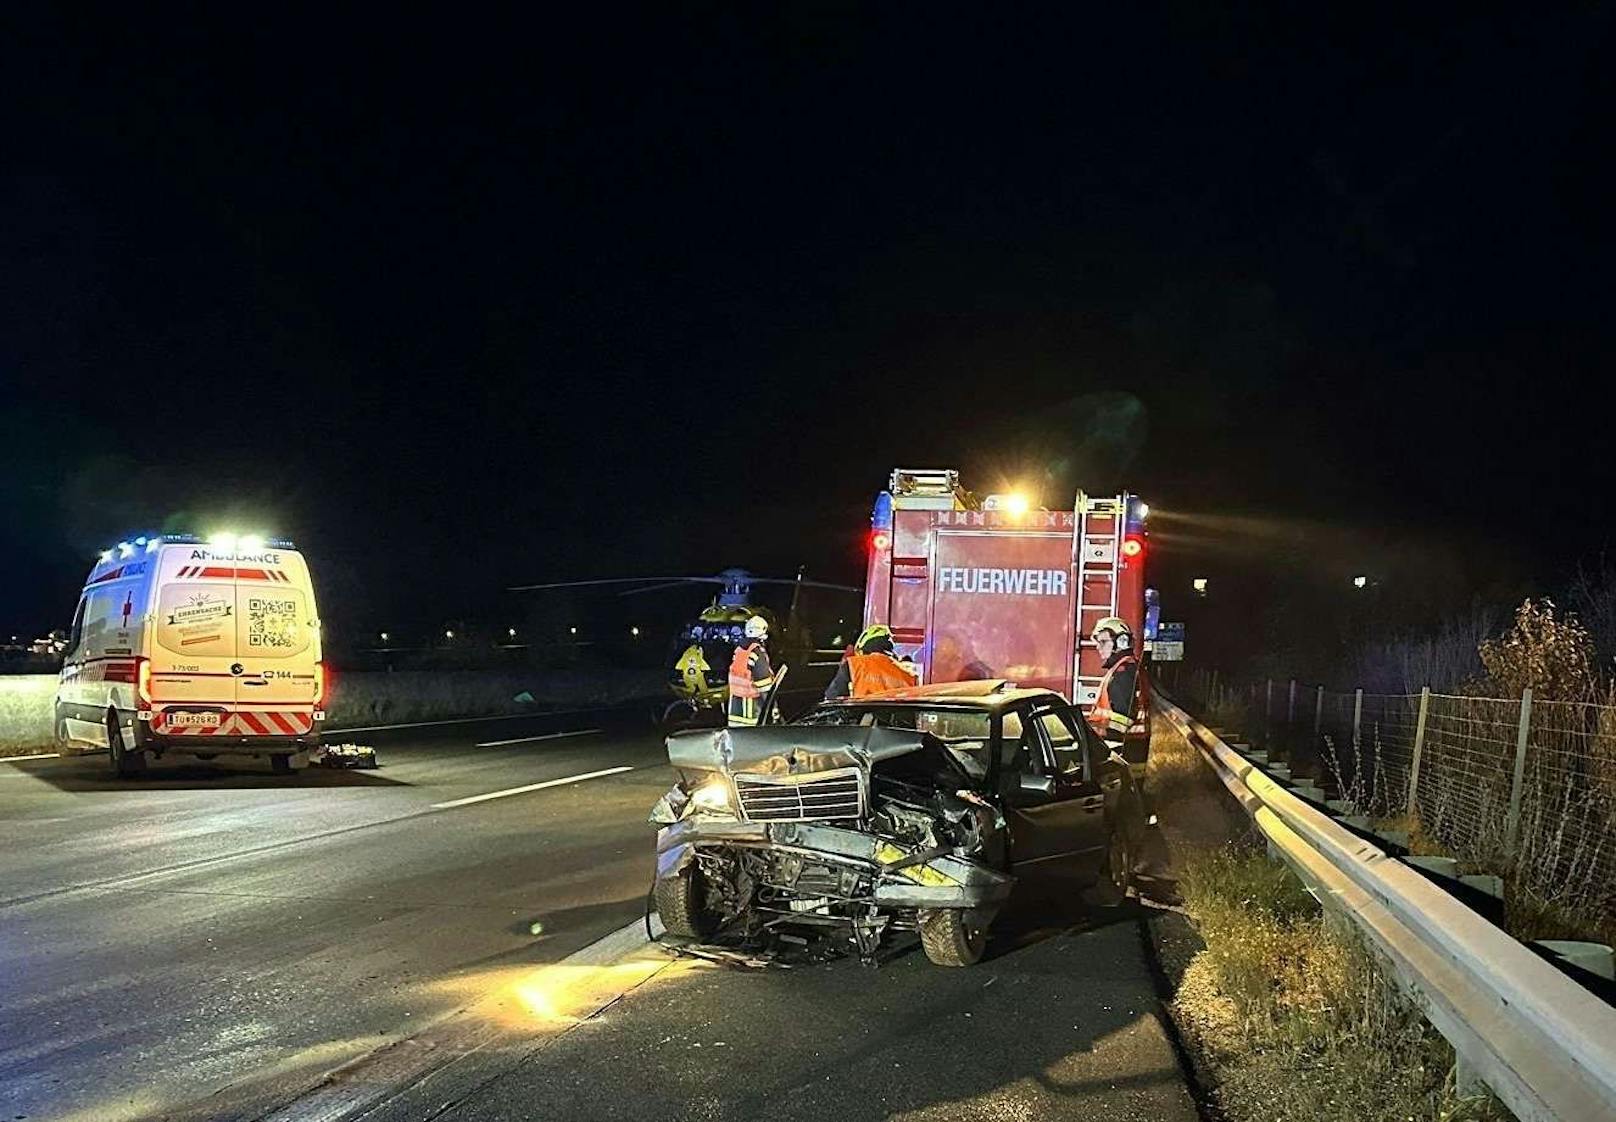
[248, 598, 298, 648]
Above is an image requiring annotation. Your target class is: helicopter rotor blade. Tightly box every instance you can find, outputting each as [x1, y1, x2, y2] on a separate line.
[740, 578, 862, 593]
[617, 580, 721, 596]
[508, 577, 719, 592]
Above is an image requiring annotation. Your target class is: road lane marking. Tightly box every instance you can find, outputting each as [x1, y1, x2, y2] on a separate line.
[431, 766, 635, 809]
[331, 705, 627, 734]
[2, 752, 61, 762]
[476, 728, 603, 748]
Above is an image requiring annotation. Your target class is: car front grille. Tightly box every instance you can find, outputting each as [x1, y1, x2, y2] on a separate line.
[733, 767, 865, 822]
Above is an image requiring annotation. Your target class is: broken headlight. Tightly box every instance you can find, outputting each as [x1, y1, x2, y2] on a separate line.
[690, 776, 735, 814]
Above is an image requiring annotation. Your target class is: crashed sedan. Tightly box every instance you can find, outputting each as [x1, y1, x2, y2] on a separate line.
[649, 682, 1148, 966]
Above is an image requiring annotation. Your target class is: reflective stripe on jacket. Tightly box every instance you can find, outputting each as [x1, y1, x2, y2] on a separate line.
[848, 651, 916, 698]
[1088, 654, 1139, 739]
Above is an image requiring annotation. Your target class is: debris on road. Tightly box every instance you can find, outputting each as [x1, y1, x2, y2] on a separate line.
[312, 743, 379, 768]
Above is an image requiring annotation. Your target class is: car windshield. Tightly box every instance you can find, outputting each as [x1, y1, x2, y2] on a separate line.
[797, 705, 994, 777]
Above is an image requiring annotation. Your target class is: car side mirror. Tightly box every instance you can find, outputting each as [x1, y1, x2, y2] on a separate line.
[1015, 773, 1055, 804]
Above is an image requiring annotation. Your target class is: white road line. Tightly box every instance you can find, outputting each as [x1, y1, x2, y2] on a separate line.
[331, 706, 622, 734]
[3, 752, 61, 762]
[476, 728, 603, 748]
[431, 766, 635, 809]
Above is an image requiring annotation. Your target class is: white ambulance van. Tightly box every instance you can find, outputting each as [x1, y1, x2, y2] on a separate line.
[55, 534, 326, 777]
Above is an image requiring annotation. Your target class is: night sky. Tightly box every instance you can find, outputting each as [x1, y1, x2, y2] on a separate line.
[5, 7, 1614, 657]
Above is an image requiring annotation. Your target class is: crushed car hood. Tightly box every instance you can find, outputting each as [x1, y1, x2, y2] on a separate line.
[667, 724, 970, 781]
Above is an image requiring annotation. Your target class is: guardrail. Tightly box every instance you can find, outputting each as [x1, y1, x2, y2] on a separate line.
[1158, 694, 1616, 1122]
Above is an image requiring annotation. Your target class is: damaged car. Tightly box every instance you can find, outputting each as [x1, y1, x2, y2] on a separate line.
[649, 681, 1148, 967]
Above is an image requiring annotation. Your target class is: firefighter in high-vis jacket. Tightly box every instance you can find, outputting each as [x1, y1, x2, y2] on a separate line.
[824, 624, 918, 700]
[726, 615, 776, 726]
[1086, 615, 1140, 745]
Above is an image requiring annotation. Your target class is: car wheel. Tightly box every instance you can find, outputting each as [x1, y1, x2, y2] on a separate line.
[107, 712, 146, 779]
[655, 865, 719, 939]
[919, 908, 988, 967]
[1084, 828, 1135, 908]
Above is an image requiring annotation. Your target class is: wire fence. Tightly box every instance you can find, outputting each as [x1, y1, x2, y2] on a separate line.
[1162, 665, 1616, 921]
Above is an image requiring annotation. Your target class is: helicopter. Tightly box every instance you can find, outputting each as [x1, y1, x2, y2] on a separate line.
[509, 567, 860, 725]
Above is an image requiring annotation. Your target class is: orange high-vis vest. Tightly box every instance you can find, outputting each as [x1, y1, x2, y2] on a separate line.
[728, 644, 763, 698]
[848, 651, 916, 697]
[1088, 654, 1138, 739]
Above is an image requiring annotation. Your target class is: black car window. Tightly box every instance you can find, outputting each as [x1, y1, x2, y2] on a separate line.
[1001, 708, 1049, 777]
[1036, 708, 1087, 779]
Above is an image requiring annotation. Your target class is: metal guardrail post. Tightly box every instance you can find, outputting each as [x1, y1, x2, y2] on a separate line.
[1353, 688, 1363, 750]
[1287, 678, 1297, 723]
[1407, 687, 1430, 815]
[1506, 687, 1534, 857]
[1314, 685, 1324, 742]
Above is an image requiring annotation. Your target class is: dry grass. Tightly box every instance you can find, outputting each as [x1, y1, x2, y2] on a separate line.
[0, 675, 56, 754]
[1173, 845, 1508, 1122]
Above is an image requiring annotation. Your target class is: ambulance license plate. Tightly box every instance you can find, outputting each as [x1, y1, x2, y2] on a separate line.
[171, 711, 222, 728]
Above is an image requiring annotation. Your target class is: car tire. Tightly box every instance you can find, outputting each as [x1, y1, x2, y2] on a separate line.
[654, 865, 719, 939]
[107, 712, 146, 779]
[1084, 828, 1135, 909]
[919, 909, 987, 967]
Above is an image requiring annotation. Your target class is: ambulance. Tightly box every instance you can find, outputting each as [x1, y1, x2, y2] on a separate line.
[861, 468, 1153, 768]
[55, 534, 326, 777]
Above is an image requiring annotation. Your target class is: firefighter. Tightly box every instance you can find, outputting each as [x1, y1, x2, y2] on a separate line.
[1087, 615, 1140, 745]
[824, 624, 917, 700]
[726, 616, 776, 726]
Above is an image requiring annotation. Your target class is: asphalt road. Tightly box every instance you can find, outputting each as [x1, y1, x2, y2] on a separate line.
[0, 704, 1199, 1122]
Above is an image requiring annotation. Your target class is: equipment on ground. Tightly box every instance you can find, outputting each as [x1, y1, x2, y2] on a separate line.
[311, 742, 378, 769]
[860, 468, 1153, 769]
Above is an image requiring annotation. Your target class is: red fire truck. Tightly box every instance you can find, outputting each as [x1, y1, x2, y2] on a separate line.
[861, 468, 1152, 766]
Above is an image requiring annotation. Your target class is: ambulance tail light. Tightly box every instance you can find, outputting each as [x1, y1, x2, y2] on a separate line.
[135, 657, 153, 712]
[313, 662, 329, 709]
[870, 529, 892, 554]
[1121, 534, 1146, 561]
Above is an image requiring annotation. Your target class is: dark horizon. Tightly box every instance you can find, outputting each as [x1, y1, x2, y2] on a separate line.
[6, 7, 1614, 659]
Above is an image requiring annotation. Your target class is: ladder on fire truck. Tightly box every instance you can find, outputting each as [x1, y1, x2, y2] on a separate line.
[1072, 491, 1124, 706]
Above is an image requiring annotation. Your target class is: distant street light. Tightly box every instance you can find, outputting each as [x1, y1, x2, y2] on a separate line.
[630, 626, 640, 637]
[1352, 575, 1369, 589]
[380, 631, 389, 642]
[445, 629, 455, 640]
[1192, 578, 1208, 595]
[508, 627, 517, 638]
[569, 626, 578, 635]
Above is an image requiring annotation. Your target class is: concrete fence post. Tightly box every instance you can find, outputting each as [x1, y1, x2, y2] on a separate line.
[1288, 678, 1297, 723]
[1314, 685, 1324, 742]
[1505, 687, 1534, 856]
[1407, 687, 1430, 815]
[1265, 678, 1273, 720]
[1352, 688, 1364, 751]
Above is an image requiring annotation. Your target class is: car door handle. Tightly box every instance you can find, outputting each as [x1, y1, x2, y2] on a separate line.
[1075, 794, 1105, 811]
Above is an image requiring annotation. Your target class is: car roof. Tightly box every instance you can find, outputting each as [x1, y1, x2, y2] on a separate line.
[814, 680, 1067, 712]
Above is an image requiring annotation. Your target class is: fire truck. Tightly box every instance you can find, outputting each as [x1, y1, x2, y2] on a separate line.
[861, 468, 1152, 767]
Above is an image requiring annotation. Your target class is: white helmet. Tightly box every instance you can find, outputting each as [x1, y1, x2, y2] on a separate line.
[743, 615, 769, 639]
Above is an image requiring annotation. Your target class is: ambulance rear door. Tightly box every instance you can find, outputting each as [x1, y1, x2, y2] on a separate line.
[149, 546, 241, 736]
[231, 549, 320, 738]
